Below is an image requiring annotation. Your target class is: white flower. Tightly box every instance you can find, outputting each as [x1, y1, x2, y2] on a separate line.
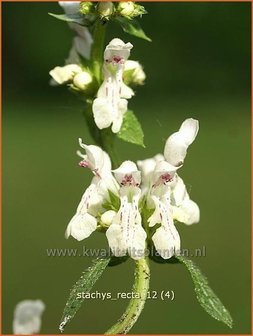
[171, 175, 200, 225]
[164, 118, 199, 167]
[66, 139, 118, 241]
[13, 300, 45, 335]
[49, 64, 82, 84]
[66, 118, 199, 260]
[124, 60, 146, 85]
[59, 1, 93, 62]
[106, 161, 147, 260]
[73, 71, 93, 90]
[92, 38, 134, 133]
[149, 196, 181, 259]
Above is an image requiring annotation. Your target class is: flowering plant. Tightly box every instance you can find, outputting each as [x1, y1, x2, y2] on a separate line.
[49, 2, 232, 334]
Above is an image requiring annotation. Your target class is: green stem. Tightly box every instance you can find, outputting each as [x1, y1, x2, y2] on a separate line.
[100, 128, 120, 168]
[91, 20, 106, 84]
[105, 257, 150, 335]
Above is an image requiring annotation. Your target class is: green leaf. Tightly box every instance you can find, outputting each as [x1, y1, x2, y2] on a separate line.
[117, 111, 145, 147]
[48, 12, 93, 27]
[177, 255, 233, 328]
[59, 256, 110, 332]
[114, 16, 151, 42]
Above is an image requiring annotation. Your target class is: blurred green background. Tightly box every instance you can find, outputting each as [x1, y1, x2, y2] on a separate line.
[2, 2, 251, 334]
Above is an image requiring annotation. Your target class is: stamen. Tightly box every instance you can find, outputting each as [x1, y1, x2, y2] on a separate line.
[161, 173, 173, 183]
[152, 173, 174, 188]
[112, 55, 124, 64]
[121, 174, 137, 186]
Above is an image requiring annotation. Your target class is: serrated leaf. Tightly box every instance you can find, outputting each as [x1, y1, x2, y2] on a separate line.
[49, 12, 91, 26]
[177, 255, 233, 328]
[117, 111, 145, 147]
[114, 16, 151, 42]
[59, 257, 110, 332]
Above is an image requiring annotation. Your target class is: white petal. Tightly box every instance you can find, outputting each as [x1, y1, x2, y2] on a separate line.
[152, 160, 178, 186]
[92, 98, 113, 130]
[78, 140, 111, 177]
[66, 213, 97, 241]
[171, 175, 189, 206]
[49, 64, 82, 84]
[152, 226, 180, 259]
[73, 71, 92, 90]
[179, 118, 199, 146]
[164, 118, 199, 166]
[128, 225, 147, 260]
[104, 38, 133, 62]
[137, 154, 164, 187]
[173, 199, 200, 225]
[120, 82, 134, 99]
[148, 196, 181, 259]
[113, 161, 141, 185]
[101, 210, 117, 226]
[164, 133, 187, 167]
[106, 193, 145, 259]
[13, 317, 41, 335]
[106, 224, 128, 257]
[111, 99, 128, 133]
[13, 300, 45, 335]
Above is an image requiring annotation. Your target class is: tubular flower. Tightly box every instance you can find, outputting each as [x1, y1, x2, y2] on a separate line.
[66, 119, 199, 260]
[92, 38, 134, 133]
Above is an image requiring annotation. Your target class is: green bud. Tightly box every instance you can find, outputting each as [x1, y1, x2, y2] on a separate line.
[97, 2, 114, 19]
[117, 2, 146, 19]
[79, 2, 93, 15]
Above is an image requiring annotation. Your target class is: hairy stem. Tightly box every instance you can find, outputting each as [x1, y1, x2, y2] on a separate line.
[105, 257, 150, 335]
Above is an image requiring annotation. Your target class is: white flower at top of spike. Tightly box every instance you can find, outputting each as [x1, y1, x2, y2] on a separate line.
[106, 161, 147, 260]
[92, 38, 134, 133]
[13, 300, 45, 335]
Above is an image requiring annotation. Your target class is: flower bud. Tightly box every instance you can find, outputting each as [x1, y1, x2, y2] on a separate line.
[123, 60, 146, 85]
[101, 210, 117, 226]
[117, 2, 134, 17]
[79, 2, 93, 15]
[117, 2, 146, 19]
[73, 71, 93, 90]
[97, 2, 114, 19]
[49, 64, 82, 85]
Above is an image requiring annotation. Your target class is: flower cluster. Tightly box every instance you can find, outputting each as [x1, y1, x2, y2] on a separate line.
[66, 118, 200, 260]
[49, 3, 146, 134]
